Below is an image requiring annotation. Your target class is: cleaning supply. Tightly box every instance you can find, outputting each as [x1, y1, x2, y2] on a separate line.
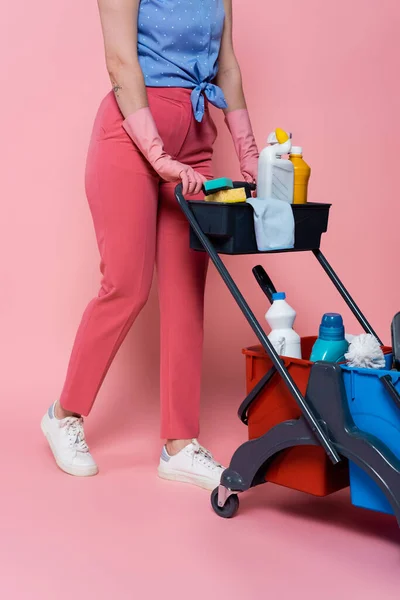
[204, 177, 233, 194]
[310, 313, 349, 363]
[289, 146, 311, 204]
[345, 334, 386, 369]
[345, 333, 356, 343]
[265, 292, 302, 359]
[246, 196, 294, 250]
[205, 187, 247, 203]
[257, 129, 294, 204]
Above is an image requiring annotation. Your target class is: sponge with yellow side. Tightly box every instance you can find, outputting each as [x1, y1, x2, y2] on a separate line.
[205, 187, 247, 203]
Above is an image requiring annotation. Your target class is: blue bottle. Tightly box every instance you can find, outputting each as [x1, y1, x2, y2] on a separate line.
[310, 313, 349, 363]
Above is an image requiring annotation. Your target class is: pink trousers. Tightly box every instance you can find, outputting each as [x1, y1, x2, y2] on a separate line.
[60, 88, 217, 439]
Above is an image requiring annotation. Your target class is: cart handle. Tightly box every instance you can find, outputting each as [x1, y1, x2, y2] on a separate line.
[252, 265, 277, 305]
[380, 375, 400, 412]
[238, 364, 280, 425]
[232, 181, 256, 197]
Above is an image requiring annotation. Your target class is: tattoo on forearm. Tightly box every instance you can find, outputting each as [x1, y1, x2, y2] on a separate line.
[112, 84, 122, 96]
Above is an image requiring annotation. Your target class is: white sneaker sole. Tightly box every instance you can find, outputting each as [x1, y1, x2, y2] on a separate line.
[41, 415, 99, 477]
[158, 464, 221, 491]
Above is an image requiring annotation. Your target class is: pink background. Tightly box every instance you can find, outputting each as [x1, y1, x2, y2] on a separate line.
[1, 1, 400, 598]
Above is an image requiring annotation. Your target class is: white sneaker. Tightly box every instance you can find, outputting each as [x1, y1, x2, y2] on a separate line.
[41, 403, 98, 477]
[158, 439, 225, 490]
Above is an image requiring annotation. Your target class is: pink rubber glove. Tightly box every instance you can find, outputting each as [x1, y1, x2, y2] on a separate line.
[123, 107, 206, 196]
[225, 109, 259, 184]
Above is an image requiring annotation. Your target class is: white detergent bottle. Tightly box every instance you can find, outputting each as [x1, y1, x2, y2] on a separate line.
[265, 292, 302, 359]
[257, 128, 294, 203]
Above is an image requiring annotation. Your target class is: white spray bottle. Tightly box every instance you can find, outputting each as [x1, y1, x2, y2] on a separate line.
[257, 128, 294, 203]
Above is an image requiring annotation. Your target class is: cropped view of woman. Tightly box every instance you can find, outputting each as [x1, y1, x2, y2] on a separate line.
[41, 0, 258, 490]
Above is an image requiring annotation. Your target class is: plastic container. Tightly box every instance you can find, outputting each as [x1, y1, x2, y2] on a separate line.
[189, 196, 331, 255]
[266, 292, 302, 359]
[243, 339, 393, 497]
[310, 313, 349, 363]
[342, 359, 400, 515]
[289, 147, 311, 204]
[257, 130, 294, 204]
[242, 338, 350, 496]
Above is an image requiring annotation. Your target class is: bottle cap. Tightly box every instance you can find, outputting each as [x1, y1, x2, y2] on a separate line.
[267, 130, 292, 145]
[272, 292, 286, 301]
[290, 146, 303, 155]
[318, 313, 345, 341]
[275, 128, 290, 144]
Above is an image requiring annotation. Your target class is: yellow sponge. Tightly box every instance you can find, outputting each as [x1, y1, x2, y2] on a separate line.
[205, 187, 247, 203]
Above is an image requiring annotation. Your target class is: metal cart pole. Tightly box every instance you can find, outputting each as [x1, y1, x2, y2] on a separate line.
[175, 184, 340, 464]
[313, 250, 383, 345]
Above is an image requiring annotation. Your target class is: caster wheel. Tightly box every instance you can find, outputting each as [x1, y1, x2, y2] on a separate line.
[211, 487, 239, 519]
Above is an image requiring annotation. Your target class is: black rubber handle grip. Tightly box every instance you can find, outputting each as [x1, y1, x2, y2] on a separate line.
[232, 181, 257, 196]
[252, 265, 277, 305]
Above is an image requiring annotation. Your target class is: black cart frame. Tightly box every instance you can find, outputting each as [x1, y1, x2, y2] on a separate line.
[175, 184, 400, 523]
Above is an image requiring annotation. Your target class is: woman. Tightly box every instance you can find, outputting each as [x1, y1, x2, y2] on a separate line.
[41, 0, 258, 490]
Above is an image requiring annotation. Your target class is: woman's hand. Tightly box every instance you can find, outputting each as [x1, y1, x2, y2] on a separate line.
[123, 107, 206, 196]
[240, 157, 259, 185]
[152, 154, 206, 196]
[225, 109, 259, 184]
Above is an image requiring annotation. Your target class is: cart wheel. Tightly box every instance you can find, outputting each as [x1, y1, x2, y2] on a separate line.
[211, 487, 239, 518]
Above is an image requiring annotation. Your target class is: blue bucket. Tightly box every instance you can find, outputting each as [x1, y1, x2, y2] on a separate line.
[342, 354, 400, 515]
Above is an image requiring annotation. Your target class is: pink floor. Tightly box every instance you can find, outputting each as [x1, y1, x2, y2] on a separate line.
[1, 389, 399, 599]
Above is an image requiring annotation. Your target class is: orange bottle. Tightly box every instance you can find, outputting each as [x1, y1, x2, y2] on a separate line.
[289, 146, 311, 204]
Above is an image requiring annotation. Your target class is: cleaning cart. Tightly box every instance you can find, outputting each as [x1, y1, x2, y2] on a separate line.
[175, 181, 400, 522]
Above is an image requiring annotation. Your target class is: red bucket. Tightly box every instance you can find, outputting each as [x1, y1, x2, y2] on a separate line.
[243, 337, 350, 497]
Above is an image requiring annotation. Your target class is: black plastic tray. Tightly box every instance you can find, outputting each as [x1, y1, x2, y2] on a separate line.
[189, 199, 331, 255]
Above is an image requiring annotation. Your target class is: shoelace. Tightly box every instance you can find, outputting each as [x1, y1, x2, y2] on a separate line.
[61, 417, 89, 453]
[191, 439, 221, 471]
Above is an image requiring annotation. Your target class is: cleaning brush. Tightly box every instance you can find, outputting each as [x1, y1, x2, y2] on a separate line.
[345, 334, 386, 369]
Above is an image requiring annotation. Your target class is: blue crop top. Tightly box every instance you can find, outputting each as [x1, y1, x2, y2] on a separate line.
[137, 0, 227, 122]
